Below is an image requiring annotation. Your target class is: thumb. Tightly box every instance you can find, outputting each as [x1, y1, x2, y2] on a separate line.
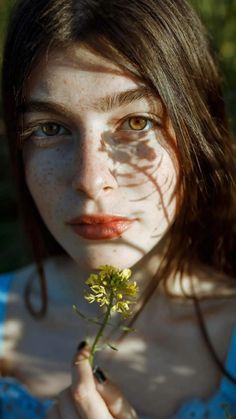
[71, 344, 112, 419]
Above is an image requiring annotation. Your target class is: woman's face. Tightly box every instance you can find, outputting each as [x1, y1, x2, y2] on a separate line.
[22, 45, 178, 270]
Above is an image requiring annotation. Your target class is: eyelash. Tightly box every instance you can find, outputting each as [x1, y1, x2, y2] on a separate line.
[20, 114, 161, 146]
[19, 121, 71, 147]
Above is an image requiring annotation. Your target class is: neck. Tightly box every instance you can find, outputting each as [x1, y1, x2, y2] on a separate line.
[45, 233, 222, 309]
[44, 242, 166, 308]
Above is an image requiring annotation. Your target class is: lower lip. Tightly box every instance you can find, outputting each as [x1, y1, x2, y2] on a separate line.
[69, 220, 134, 240]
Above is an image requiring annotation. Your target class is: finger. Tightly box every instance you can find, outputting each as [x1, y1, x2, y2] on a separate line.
[71, 343, 112, 419]
[94, 367, 139, 419]
[71, 343, 96, 392]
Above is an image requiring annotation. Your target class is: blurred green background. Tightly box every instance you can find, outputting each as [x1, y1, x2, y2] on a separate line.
[0, 0, 236, 273]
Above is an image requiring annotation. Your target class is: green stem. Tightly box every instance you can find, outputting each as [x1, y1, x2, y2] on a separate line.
[89, 293, 114, 367]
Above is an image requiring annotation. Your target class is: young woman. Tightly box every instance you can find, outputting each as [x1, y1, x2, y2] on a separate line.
[1, 0, 236, 418]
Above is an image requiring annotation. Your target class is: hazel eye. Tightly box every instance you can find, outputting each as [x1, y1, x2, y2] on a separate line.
[41, 123, 62, 136]
[128, 117, 148, 131]
[119, 115, 158, 133]
[33, 123, 70, 138]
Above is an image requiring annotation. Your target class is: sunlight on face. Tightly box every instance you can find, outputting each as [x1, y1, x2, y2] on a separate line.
[21, 45, 179, 270]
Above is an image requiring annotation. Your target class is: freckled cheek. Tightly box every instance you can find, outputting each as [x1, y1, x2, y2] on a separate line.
[23, 150, 70, 205]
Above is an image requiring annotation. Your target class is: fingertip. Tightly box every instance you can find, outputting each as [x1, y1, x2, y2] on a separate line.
[77, 340, 87, 352]
[73, 342, 90, 366]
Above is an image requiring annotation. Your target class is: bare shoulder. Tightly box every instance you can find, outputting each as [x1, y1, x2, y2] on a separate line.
[189, 265, 236, 351]
[5, 262, 37, 310]
[167, 263, 236, 344]
[2, 260, 53, 375]
[0, 263, 36, 374]
[180, 263, 236, 299]
[3, 262, 38, 325]
[5, 259, 55, 326]
[11, 262, 36, 289]
[9, 257, 55, 299]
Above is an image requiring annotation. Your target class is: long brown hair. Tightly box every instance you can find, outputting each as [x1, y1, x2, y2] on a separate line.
[2, 0, 236, 382]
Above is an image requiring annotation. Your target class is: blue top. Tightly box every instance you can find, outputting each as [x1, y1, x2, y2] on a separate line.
[0, 272, 236, 418]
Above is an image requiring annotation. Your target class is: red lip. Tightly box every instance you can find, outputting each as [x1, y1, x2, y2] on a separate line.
[67, 214, 136, 240]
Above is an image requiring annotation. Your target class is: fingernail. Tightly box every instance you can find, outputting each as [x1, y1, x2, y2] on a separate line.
[77, 341, 86, 352]
[93, 366, 107, 384]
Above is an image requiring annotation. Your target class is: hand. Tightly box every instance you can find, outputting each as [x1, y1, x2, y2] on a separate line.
[47, 342, 139, 419]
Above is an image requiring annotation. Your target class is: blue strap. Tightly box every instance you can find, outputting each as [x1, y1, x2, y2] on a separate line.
[0, 272, 14, 356]
[220, 325, 236, 401]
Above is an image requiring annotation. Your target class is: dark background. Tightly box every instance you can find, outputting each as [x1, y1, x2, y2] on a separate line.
[0, 0, 236, 273]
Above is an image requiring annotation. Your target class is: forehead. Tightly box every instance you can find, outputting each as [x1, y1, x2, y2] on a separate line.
[25, 44, 144, 100]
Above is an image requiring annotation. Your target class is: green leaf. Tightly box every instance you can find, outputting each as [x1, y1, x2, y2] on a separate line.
[120, 326, 136, 333]
[73, 305, 113, 327]
[72, 305, 87, 320]
[107, 343, 119, 351]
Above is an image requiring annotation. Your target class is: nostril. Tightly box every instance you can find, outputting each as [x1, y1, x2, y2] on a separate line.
[104, 186, 113, 192]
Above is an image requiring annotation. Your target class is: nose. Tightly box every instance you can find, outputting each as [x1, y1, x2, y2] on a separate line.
[71, 135, 117, 200]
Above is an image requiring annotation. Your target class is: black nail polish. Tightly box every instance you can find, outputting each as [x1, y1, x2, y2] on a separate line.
[77, 341, 86, 351]
[93, 366, 107, 384]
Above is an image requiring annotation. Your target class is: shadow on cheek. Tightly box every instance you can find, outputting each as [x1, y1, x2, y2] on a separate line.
[135, 140, 157, 161]
[101, 123, 179, 229]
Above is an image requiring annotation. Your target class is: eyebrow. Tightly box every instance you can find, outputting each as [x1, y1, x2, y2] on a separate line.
[18, 86, 159, 116]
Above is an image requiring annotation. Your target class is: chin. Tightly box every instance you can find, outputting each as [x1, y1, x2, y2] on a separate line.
[63, 241, 148, 271]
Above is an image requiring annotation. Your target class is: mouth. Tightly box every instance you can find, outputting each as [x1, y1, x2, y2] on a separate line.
[66, 214, 137, 240]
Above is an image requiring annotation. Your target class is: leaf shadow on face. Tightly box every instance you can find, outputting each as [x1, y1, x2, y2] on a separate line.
[96, 98, 180, 250]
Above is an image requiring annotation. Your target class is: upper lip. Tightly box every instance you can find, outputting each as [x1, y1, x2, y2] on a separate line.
[67, 214, 136, 225]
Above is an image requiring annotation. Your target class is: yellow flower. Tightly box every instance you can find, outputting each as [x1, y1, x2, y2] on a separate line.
[84, 265, 138, 318]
